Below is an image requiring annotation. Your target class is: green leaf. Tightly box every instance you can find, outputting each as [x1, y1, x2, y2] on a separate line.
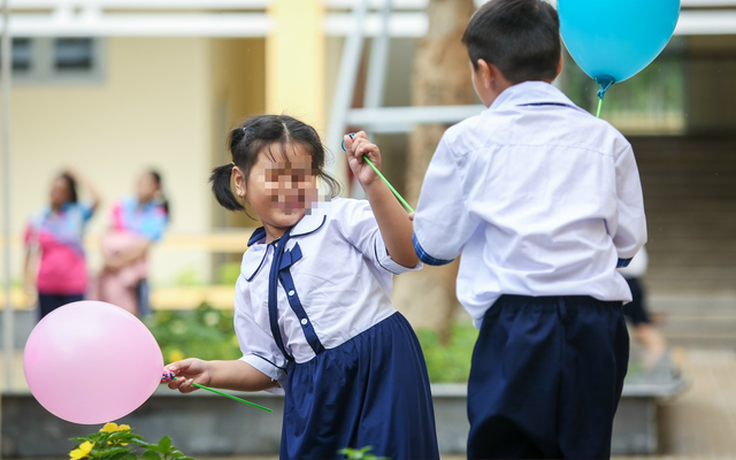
[146, 443, 163, 454]
[157, 436, 173, 454]
[100, 447, 130, 456]
[141, 450, 162, 460]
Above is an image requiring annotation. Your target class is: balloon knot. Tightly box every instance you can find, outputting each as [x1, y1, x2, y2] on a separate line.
[595, 75, 615, 100]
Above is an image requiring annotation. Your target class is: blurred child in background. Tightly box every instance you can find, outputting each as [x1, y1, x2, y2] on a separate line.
[96, 170, 169, 316]
[24, 169, 100, 319]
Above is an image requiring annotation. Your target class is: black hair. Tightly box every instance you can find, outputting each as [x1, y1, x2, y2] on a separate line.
[59, 172, 78, 203]
[462, 0, 561, 84]
[147, 169, 171, 220]
[210, 114, 341, 212]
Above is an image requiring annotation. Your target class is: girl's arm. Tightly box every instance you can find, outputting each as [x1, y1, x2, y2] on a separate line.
[343, 132, 419, 268]
[105, 238, 151, 270]
[22, 247, 37, 301]
[166, 358, 277, 393]
[66, 167, 102, 214]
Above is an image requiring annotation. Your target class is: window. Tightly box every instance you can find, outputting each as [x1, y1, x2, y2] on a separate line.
[54, 38, 95, 71]
[12, 38, 32, 72]
[2, 37, 104, 84]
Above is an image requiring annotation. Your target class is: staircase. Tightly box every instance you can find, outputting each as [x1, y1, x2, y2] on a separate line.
[632, 136, 736, 348]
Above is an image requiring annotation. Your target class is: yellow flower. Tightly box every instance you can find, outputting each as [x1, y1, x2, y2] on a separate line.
[100, 422, 119, 433]
[69, 441, 94, 459]
[99, 422, 130, 433]
[168, 349, 185, 363]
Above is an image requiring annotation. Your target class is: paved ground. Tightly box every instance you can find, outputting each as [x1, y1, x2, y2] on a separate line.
[3, 348, 736, 459]
[658, 348, 736, 458]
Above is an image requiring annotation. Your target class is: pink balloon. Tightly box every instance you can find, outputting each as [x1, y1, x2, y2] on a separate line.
[23, 300, 163, 425]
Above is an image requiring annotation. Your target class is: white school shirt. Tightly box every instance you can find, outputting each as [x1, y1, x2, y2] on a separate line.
[413, 81, 647, 328]
[234, 197, 420, 388]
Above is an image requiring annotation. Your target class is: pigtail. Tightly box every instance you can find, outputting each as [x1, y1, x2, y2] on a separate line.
[148, 169, 171, 221]
[209, 163, 245, 211]
[158, 193, 171, 220]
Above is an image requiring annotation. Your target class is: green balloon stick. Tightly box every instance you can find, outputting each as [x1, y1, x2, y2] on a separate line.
[172, 377, 273, 413]
[342, 133, 415, 213]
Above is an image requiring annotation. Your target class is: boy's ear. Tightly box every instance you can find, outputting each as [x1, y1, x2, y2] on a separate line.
[232, 166, 247, 198]
[476, 59, 493, 88]
[556, 54, 563, 79]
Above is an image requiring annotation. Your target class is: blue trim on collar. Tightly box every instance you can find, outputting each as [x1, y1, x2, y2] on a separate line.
[247, 215, 327, 247]
[413, 234, 454, 266]
[292, 214, 327, 237]
[248, 227, 267, 246]
[244, 248, 269, 282]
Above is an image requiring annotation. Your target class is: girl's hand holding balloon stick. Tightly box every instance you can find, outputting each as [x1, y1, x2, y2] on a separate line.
[342, 132, 414, 213]
[162, 359, 273, 413]
[342, 131, 419, 270]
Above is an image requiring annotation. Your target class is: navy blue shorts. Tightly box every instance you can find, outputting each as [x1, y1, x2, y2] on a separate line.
[282, 312, 439, 460]
[467, 295, 629, 459]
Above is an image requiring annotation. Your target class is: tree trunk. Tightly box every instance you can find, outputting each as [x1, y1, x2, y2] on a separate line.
[393, 0, 476, 344]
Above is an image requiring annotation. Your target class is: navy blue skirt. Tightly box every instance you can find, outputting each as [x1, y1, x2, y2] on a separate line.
[282, 312, 440, 460]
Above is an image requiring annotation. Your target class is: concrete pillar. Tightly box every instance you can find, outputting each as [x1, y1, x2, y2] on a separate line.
[266, 0, 325, 132]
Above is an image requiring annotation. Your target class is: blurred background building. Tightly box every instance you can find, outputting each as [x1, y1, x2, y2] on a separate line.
[0, 0, 734, 305]
[1, 0, 736, 455]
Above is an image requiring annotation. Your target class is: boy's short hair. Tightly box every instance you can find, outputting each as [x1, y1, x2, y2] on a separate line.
[462, 0, 560, 84]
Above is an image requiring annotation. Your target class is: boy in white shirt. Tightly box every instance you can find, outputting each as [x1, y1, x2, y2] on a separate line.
[412, 0, 647, 458]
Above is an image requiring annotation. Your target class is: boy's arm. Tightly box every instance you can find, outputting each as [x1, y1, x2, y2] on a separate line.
[613, 143, 647, 267]
[413, 134, 479, 265]
[344, 132, 419, 268]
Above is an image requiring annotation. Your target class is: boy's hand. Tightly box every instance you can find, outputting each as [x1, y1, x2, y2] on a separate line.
[163, 358, 211, 393]
[343, 131, 381, 187]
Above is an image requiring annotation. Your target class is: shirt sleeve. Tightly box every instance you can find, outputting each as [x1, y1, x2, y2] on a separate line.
[334, 199, 422, 275]
[413, 133, 480, 265]
[139, 206, 168, 242]
[233, 276, 288, 388]
[78, 202, 95, 222]
[612, 142, 647, 266]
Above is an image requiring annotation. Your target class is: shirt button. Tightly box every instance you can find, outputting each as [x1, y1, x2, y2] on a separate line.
[288, 290, 295, 297]
[300, 318, 308, 325]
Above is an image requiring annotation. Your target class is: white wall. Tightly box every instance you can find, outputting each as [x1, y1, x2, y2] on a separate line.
[0, 37, 213, 286]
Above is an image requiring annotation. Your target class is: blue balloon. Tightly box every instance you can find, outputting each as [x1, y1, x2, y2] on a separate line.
[559, 0, 680, 95]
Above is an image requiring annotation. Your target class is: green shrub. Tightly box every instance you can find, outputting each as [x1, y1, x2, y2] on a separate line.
[416, 323, 479, 383]
[148, 301, 479, 383]
[69, 423, 194, 460]
[217, 262, 242, 285]
[146, 303, 241, 364]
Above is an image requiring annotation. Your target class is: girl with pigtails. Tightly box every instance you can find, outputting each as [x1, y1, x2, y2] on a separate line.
[165, 115, 439, 460]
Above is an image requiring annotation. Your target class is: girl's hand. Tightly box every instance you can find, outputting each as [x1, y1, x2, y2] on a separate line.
[343, 131, 382, 187]
[164, 358, 211, 394]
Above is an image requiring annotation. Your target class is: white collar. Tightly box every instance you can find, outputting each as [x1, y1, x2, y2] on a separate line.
[241, 213, 327, 282]
[489, 81, 584, 113]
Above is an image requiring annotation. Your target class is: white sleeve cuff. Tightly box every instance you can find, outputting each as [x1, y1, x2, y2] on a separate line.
[374, 237, 423, 275]
[241, 354, 287, 391]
